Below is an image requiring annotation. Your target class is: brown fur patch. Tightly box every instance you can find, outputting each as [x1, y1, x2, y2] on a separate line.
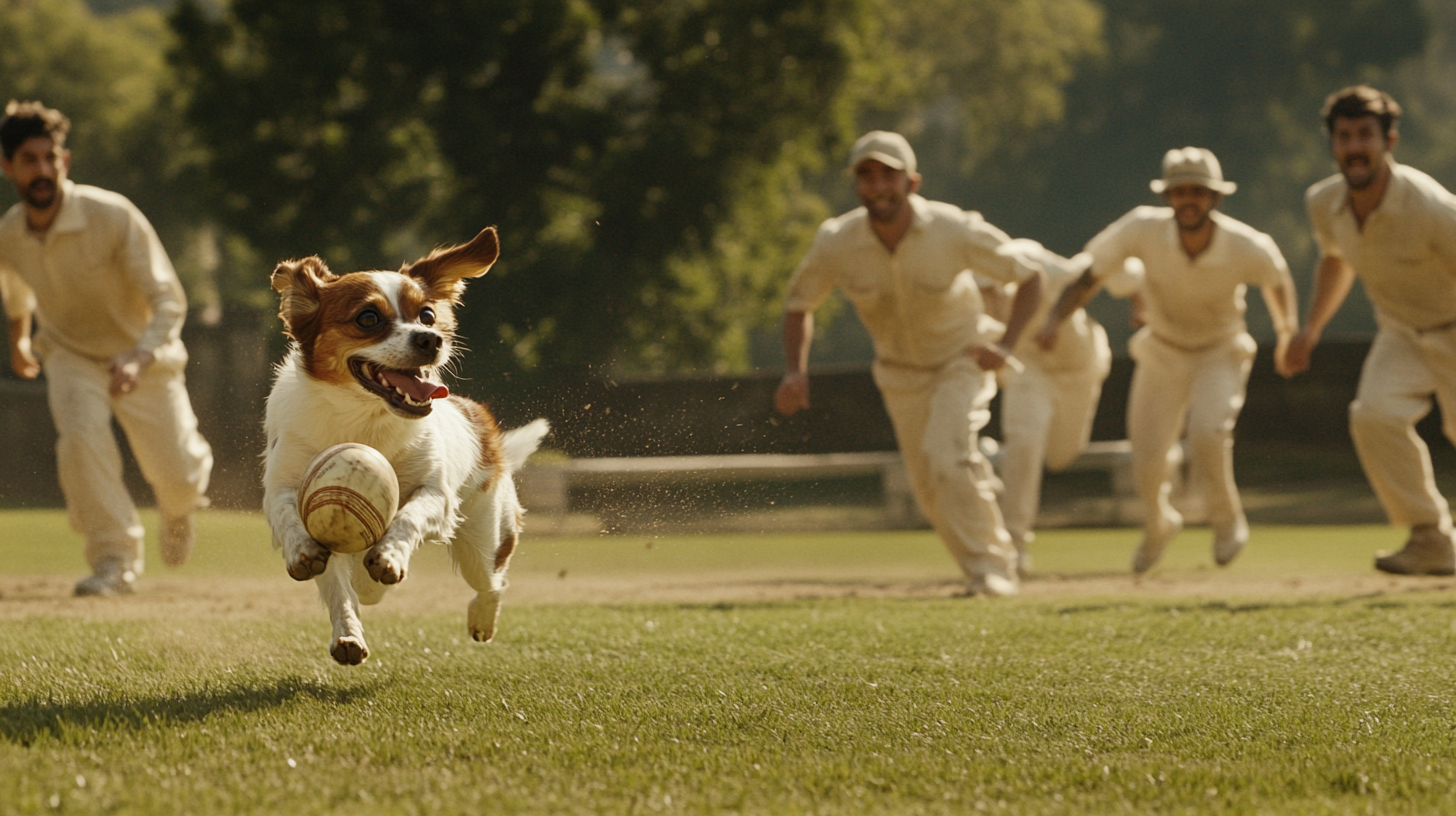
[403, 227, 499, 304]
[302, 275, 402, 384]
[450, 395, 507, 492]
[494, 530, 517, 573]
[271, 257, 336, 349]
[395, 276, 458, 334]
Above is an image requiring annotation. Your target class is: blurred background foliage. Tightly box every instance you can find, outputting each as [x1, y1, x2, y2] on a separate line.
[0, 0, 1450, 380]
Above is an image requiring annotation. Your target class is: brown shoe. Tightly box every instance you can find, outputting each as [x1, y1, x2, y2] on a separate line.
[1374, 525, 1456, 576]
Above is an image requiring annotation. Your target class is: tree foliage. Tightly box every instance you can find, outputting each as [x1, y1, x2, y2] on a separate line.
[958, 0, 1429, 264]
[168, 0, 872, 378]
[0, 0, 217, 313]
[167, 0, 1111, 378]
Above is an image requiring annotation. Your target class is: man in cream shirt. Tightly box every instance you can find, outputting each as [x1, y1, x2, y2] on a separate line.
[1039, 147, 1299, 573]
[774, 130, 1052, 597]
[1287, 86, 1456, 576]
[980, 246, 1114, 575]
[0, 101, 212, 596]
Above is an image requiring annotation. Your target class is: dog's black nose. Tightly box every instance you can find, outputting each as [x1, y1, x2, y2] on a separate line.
[410, 331, 443, 353]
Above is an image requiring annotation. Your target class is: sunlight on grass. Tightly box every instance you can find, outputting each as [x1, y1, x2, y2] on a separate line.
[3, 509, 1453, 814]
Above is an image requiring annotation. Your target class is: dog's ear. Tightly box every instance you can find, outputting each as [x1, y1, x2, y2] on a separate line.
[402, 227, 500, 303]
[271, 257, 336, 339]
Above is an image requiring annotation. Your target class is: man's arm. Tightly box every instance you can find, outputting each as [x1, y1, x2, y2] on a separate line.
[8, 315, 40, 379]
[973, 270, 1042, 371]
[1034, 268, 1102, 350]
[1260, 270, 1301, 379]
[1284, 254, 1356, 375]
[774, 310, 813, 416]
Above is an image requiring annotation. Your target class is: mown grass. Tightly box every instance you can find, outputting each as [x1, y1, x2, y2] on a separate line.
[2, 509, 1455, 815]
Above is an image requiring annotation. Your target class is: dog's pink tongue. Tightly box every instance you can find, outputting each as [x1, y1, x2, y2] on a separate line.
[382, 370, 449, 401]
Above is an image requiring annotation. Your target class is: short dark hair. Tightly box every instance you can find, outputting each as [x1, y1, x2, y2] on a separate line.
[0, 100, 71, 160]
[1321, 85, 1401, 137]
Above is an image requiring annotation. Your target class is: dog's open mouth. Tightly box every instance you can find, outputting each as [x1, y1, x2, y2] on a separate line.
[349, 358, 450, 416]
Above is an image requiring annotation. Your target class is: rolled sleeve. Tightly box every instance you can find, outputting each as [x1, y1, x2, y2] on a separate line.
[963, 213, 1037, 285]
[782, 227, 836, 313]
[1250, 235, 1291, 288]
[1428, 188, 1456, 274]
[1085, 210, 1137, 283]
[0, 267, 35, 320]
[120, 204, 187, 353]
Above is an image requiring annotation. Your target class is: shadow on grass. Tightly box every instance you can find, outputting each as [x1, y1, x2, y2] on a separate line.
[0, 675, 385, 746]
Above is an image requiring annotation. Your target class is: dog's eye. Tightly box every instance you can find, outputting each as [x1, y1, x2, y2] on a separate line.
[419, 307, 436, 327]
[355, 309, 382, 329]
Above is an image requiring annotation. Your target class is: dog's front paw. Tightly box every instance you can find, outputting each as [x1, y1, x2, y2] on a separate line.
[364, 544, 409, 585]
[285, 538, 331, 581]
[330, 636, 369, 665]
[467, 592, 501, 643]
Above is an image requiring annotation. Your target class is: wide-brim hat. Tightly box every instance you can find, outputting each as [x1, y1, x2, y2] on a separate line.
[1149, 146, 1237, 195]
[848, 130, 917, 175]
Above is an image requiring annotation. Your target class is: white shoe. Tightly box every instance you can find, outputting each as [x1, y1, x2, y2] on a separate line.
[160, 514, 194, 567]
[74, 558, 136, 597]
[967, 573, 1019, 597]
[1132, 510, 1183, 574]
[1213, 517, 1249, 567]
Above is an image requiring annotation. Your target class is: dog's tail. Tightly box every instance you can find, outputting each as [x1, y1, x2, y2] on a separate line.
[502, 418, 550, 472]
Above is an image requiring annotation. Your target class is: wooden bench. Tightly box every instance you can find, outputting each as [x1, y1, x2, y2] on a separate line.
[518, 439, 1167, 528]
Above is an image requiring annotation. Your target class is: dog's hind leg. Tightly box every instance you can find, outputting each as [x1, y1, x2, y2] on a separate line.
[318, 556, 370, 665]
[455, 478, 522, 643]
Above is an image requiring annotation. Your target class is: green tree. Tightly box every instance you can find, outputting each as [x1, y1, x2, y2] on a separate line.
[170, 0, 873, 379]
[168, 0, 1110, 377]
[950, 0, 1429, 344]
[0, 0, 201, 269]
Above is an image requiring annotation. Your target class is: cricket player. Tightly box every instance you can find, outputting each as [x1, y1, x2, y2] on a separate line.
[980, 246, 1114, 575]
[1038, 147, 1299, 573]
[0, 101, 212, 596]
[774, 130, 1055, 597]
[1286, 85, 1456, 576]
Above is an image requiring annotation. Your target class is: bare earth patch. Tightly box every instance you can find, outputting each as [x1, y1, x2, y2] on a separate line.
[3, 565, 1452, 624]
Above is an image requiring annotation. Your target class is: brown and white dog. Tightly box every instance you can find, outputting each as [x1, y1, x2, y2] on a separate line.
[263, 227, 548, 665]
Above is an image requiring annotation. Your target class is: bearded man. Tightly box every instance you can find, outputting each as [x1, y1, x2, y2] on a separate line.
[775, 131, 1065, 596]
[1038, 147, 1299, 573]
[0, 100, 212, 595]
[1286, 86, 1456, 576]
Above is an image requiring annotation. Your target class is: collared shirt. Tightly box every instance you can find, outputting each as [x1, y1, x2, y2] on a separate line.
[1085, 206, 1288, 350]
[1307, 161, 1456, 331]
[0, 180, 186, 363]
[783, 194, 1042, 369]
[980, 244, 1108, 375]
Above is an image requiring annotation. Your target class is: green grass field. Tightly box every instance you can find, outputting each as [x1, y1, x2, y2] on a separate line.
[2, 509, 1455, 814]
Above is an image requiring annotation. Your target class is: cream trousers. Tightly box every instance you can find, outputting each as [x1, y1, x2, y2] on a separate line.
[1349, 319, 1456, 530]
[998, 357, 1110, 544]
[1126, 329, 1255, 537]
[873, 357, 1017, 583]
[41, 343, 212, 574]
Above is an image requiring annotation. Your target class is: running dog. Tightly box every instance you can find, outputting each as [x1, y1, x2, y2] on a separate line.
[263, 227, 548, 665]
